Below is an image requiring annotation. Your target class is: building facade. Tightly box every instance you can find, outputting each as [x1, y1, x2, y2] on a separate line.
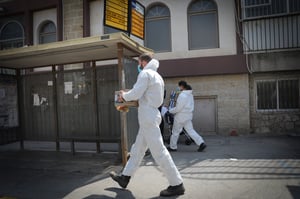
[138, 0, 250, 135]
[240, 0, 300, 134]
[0, 0, 299, 136]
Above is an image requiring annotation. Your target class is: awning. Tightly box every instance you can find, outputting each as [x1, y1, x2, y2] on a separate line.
[0, 32, 153, 69]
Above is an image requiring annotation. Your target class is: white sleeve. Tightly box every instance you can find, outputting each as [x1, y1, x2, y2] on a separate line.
[123, 72, 148, 101]
[169, 94, 185, 114]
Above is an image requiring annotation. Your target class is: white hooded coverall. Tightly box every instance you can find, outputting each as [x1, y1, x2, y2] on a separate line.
[169, 90, 205, 150]
[122, 59, 183, 186]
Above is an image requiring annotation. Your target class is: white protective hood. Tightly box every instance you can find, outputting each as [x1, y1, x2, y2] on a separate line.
[143, 58, 159, 71]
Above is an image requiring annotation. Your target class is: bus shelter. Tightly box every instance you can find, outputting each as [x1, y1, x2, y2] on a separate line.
[0, 32, 153, 165]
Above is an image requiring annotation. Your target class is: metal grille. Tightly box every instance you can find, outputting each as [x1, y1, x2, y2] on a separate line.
[256, 79, 300, 110]
[0, 75, 19, 144]
[0, 68, 16, 75]
[243, 0, 300, 19]
[257, 80, 277, 110]
[21, 73, 55, 140]
[16, 61, 139, 147]
[123, 57, 139, 149]
[243, 15, 300, 51]
[278, 79, 299, 109]
[96, 65, 120, 140]
[56, 69, 96, 138]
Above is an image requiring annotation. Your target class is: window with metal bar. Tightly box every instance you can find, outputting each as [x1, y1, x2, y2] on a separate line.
[257, 80, 277, 109]
[0, 21, 24, 50]
[278, 79, 299, 109]
[256, 79, 300, 110]
[39, 21, 57, 44]
[243, 0, 300, 19]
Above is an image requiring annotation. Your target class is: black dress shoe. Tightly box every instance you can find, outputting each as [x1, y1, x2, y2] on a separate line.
[198, 143, 207, 152]
[109, 171, 130, 188]
[160, 183, 185, 197]
[167, 146, 177, 152]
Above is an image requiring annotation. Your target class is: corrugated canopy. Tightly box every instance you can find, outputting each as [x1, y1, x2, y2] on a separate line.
[0, 32, 152, 69]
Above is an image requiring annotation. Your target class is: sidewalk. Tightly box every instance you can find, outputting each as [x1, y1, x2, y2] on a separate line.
[0, 135, 300, 199]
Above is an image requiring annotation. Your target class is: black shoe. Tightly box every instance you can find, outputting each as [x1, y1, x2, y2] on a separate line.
[127, 153, 130, 161]
[109, 171, 130, 188]
[198, 143, 207, 152]
[160, 183, 185, 197]
[167, 146, 177, 152]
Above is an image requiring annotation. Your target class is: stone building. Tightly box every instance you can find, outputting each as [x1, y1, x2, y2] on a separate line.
[0, 0, 299, 137]
[241, 0, 300, 134]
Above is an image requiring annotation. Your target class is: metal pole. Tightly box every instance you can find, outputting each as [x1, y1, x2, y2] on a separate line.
[92, 61, 101, 153]
[52, 65, 60, 151]
[117, 43, 128, 166]
[16, 69, 24, 150]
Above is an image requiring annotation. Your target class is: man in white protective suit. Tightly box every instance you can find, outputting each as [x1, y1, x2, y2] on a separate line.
[167, 81, 207, 152]
[109, 54, 185, 197]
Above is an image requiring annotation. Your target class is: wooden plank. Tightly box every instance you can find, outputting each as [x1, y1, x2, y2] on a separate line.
[117, 42, 128, 166]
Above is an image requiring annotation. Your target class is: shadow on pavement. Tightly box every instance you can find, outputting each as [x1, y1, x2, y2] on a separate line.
[0, 150, 120, 199]
[82, 188, 135, 199]
[1, 135, 300, 199]
[141, 135, 300, 182]
[287, 185, 300, 199]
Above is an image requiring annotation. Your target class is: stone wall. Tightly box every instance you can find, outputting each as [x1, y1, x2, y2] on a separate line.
[164, 74, 250, 135]
[63, 0, 83, 69]
[249, 50, 300, 72]
[251, 112, 300, 134]
[249, 72, 300, 134]
[63, 0, 83, 40]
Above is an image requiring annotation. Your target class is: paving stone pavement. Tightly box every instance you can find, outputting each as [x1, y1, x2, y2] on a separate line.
[0, 135, 300, 199]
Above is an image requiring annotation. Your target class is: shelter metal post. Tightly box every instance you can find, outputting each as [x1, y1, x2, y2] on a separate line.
[16, 69, 24, 150]
[52, 65, 60, 151]
[117, 43, 128, 166]
[92, 61, 100, 153]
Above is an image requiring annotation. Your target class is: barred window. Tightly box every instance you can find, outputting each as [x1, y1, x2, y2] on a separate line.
[256, 79, 300, 110]
[278, 79, 299, 109]
[0, 21, 24, 50]
[289, 0, 300, 13]
[243, 0, 300, 19]
[39, 21, 56, 44]
[257, 80, 277, 109]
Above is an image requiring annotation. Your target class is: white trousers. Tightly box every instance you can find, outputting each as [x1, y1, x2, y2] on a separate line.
[170, 118, 204, 150]
[122, 106, 183, 186]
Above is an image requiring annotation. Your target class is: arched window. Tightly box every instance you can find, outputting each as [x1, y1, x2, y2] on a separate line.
[39, 21, 57, 44]
[188, 0, 219, 50]
[145, 4, 171, 52]
[0, 21, 24, 50]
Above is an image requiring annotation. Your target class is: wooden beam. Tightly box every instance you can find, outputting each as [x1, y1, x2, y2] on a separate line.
[117, 43, 128, 166]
